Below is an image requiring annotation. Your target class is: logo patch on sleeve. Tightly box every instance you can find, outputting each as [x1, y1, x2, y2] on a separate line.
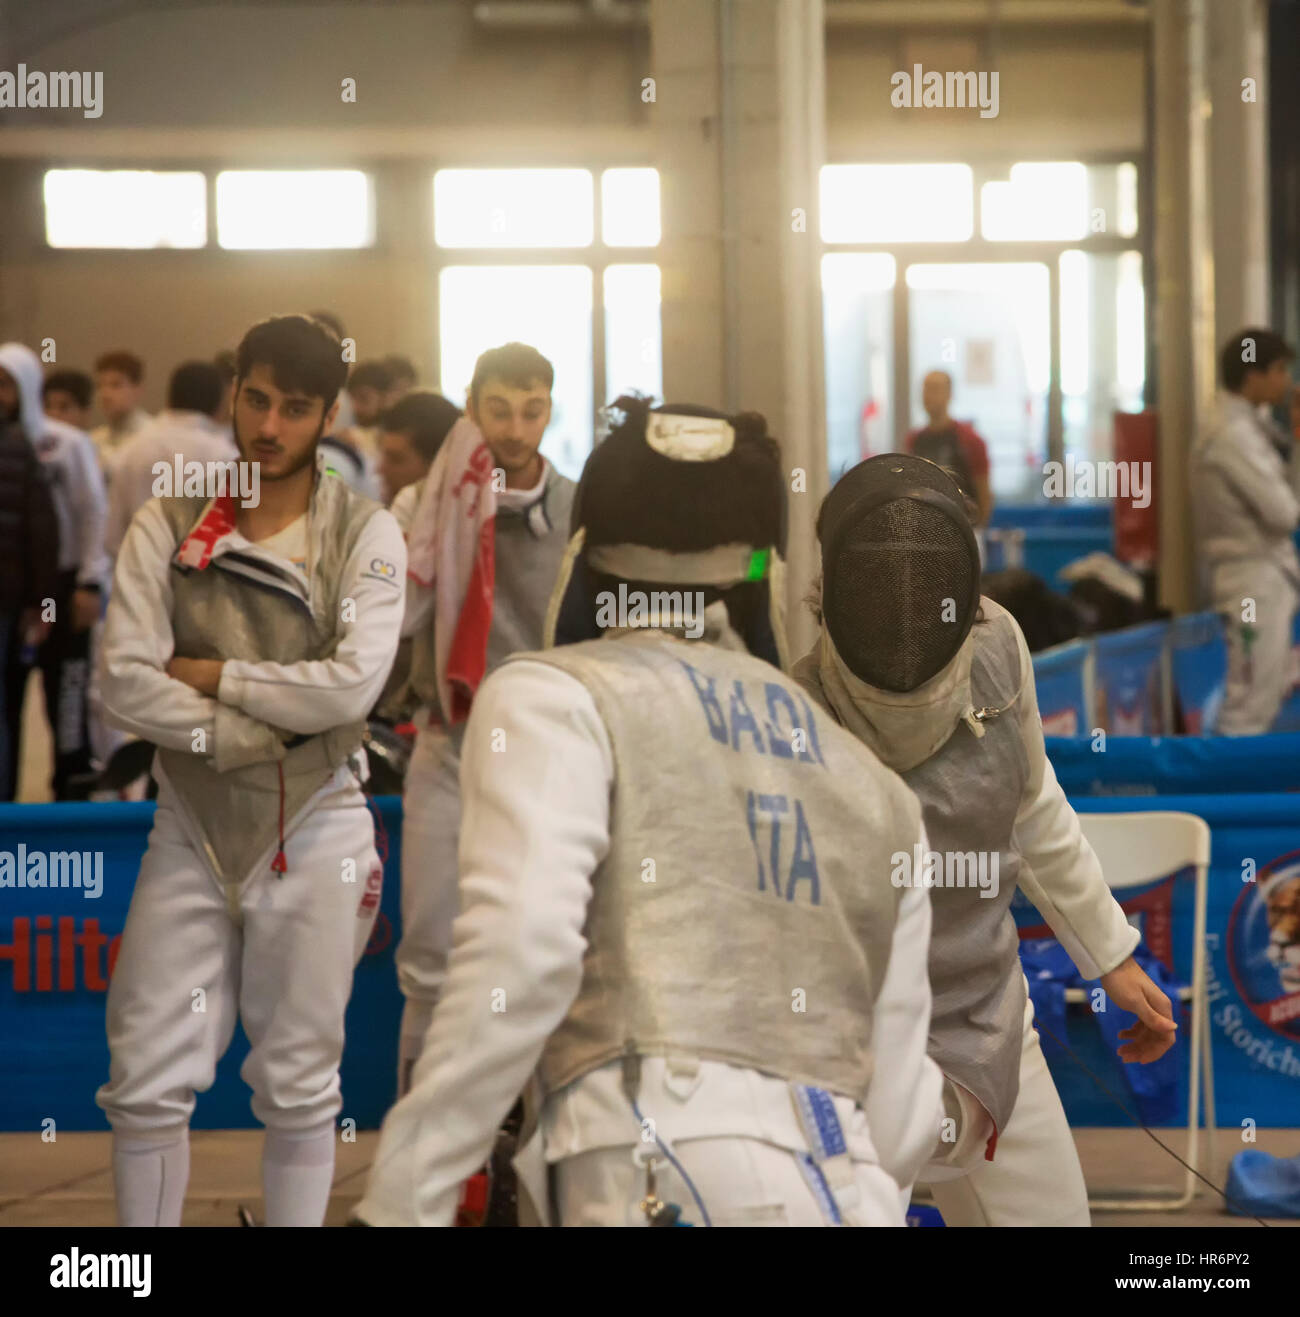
[358, 865, 383, 916]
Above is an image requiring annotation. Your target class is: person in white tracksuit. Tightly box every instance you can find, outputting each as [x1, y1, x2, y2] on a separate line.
[1190, 327, 1299, 736]
[354, 399, 944, 1228]
[105, 361, 238, 557]
[794, 454, 1179, 1228]
[94, 315, 405, 1227]
[390, 342, 574, 1097]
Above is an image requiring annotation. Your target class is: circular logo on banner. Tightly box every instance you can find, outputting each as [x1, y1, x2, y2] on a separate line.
[1226, 850, 1300, 1041]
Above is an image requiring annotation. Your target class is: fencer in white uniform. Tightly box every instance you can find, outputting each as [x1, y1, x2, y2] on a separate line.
[390, 343, 574, 1096]
[794, 454, 1178, 1227]
[355, 400, 943, 1227]
[95, 315, 405, 1227]
[1190, 329, 1299, 735]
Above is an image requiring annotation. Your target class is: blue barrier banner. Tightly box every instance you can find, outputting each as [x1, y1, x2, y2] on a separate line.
[1020, 793, 1300, 1128]
[1033, 640, 1090, 736]
[986, 527, 1112, 585]
[1046, 732, 1300, 796]
[1168, 611, 1226, 734]
[989, 504, 1112, 530]
[0, 799, 405, 1132]
[1093, 620, 1168, 734]
[6, 788, 1300, 1133]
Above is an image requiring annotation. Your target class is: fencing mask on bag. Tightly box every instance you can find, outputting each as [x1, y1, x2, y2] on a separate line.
[545, 395, 789, 666]
[817, 454, 980, 692]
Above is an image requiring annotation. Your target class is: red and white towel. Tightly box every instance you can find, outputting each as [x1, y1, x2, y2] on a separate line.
[406, 417, 497, 725]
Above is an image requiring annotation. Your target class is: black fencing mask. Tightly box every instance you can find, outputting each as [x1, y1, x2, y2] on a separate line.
[818, 454, 980, 693]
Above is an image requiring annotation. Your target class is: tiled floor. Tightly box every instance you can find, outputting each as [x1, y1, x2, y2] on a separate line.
[1, 1127, 1297, 1227]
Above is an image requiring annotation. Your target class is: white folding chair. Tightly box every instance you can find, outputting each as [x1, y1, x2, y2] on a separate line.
[1072, 810, 1214, 1211]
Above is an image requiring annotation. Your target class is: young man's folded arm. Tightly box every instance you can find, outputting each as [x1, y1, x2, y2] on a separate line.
[216, 510, 408, 733]
[99, 501, 284, 771]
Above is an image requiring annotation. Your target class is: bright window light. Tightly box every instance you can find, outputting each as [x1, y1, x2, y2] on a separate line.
[981, 163, 1088, 241]
[1059, 250, 1089, 396]
[821, 164, 973, 243]
[1116, 251, 1145, 398]
[216, 171, 373, 249]
[1116, 162, 1139, 239]
[602, 169, 660, 247]
[434, 169, 593, 248]
[821, 253, 897, 474]
[906, 261, 1051, 501]
[906, 261, 1050, 395]
[604, 264, 662, 402]
[439, 265, 593, 480]
[44, 170, 206, 248]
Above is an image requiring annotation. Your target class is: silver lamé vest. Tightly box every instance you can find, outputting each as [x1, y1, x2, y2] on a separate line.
[155, 477, 379, 888]
[520, 629, 922, 1104]
[794, 600, 1029, 1131]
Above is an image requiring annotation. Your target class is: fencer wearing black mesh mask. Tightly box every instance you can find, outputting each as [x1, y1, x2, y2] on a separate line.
[818, 453, 980, 695]
[793, 453, 1177, 1229]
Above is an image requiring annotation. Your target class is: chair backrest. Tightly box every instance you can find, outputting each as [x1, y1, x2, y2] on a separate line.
[1076, 810, 1211, 892]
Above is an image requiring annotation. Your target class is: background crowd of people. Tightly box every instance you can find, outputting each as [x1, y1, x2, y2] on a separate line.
[0, 313, 463, 803]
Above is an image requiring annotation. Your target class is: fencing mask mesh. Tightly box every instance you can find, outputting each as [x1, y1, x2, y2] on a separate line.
[819, 454, 980, 693]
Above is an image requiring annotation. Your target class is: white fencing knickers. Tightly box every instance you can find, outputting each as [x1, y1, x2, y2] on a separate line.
[1213, 562, 1299, 735]
[551, 1137, 906, 1227]
[529, 1063, 907, 1228]
[393, 723, 462, 1096]
[916, 991, 1091, 1227]
[95, 762, 382, 1225]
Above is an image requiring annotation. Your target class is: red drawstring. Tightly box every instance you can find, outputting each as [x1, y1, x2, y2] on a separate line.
[271, 759, 288, 875]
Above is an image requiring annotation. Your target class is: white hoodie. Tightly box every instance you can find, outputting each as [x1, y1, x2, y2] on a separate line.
[0, 342, 109, 590]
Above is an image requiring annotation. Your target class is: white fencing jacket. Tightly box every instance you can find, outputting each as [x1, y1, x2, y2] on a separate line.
[356, 657, 942, 1227]
[1191, 392, 1300, 593]
[99, 463, 406, 774]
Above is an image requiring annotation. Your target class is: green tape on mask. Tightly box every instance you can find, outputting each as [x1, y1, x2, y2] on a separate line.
[746, 547, 770, 581]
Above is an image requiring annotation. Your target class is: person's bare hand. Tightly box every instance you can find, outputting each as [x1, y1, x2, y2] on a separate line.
[72, 588, 101, 633]
[1099, 956, 1178, 1063]
[166, 657, 224, 696]
[19, 607, 51, 648]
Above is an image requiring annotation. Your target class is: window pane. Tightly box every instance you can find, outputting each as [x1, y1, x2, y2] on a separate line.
[907, 262, 1050, 502]
[1115, 163, 1139, 239]
[602, 168, 660, 247]
[439, 266, 593, 480]
[821, 165, 973, 243]
[216, 171, 372, 249]
[1060, 249, 1146, 468]
[821, 253, 895, 476]
[434, 169, 593, 248]
[982, 161, 1139, 241]
[604, 264, 662, 402]
[44, 170, 206, 249]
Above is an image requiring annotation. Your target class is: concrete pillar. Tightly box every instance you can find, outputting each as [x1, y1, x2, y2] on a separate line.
[652, 0, 827, 657]
[1152, 0, 1215, 613]
[1207, 0, 1270, 342]
[650, 0, 726, 406]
